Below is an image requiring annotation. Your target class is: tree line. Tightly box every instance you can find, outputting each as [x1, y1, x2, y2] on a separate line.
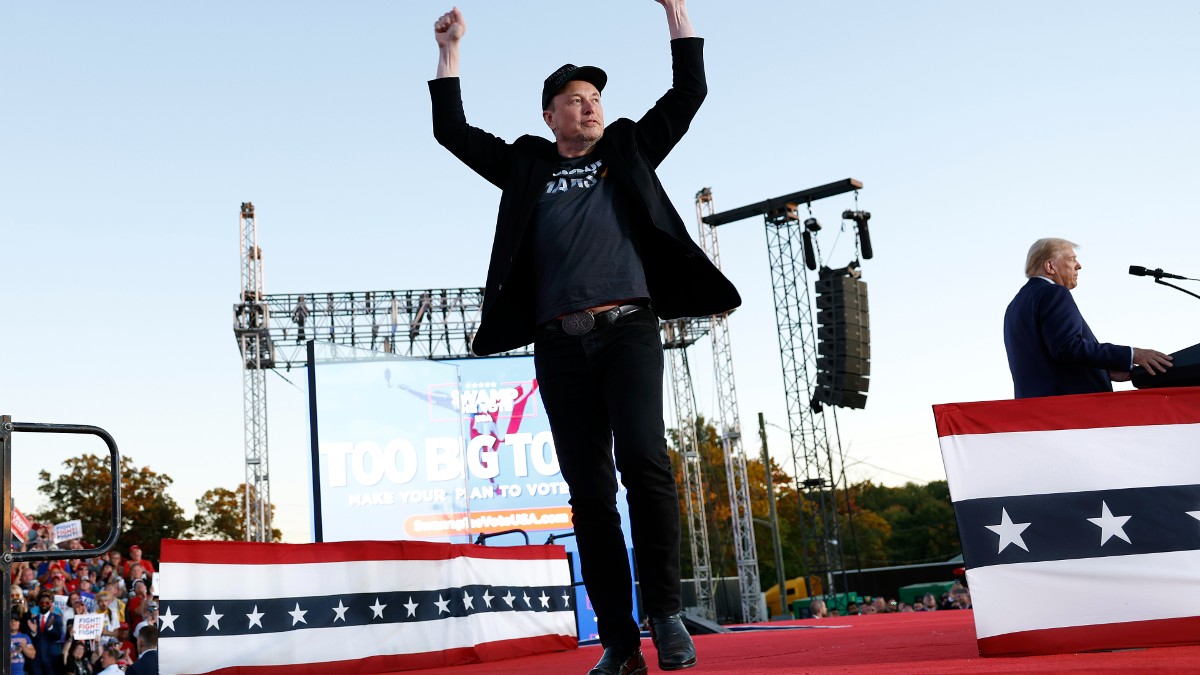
[671, 417, 960, 590]
[28, 454, 280, 562]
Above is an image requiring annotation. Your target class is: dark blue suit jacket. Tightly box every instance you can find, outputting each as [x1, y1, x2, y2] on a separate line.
[1003, 278, 1131, 398]
[126, 649, 158, 675]
[26, 609, 64, 673]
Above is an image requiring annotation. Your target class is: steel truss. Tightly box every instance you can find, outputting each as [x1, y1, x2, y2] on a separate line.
[258, 288, 527, 370]
[234, 202, 272, 542]
[703, 179, 864, 603]
[763, 207, 844, 595]
[695, 188, 761, 624]
[663, 317, 715, 620]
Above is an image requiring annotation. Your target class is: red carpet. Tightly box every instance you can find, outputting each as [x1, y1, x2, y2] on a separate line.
[407, 611, 1200, 674]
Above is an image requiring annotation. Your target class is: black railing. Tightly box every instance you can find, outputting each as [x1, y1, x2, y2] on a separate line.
[2, 416, 122, 675]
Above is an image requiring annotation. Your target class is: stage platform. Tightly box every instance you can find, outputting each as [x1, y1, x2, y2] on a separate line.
[410, 610, 1200, 674]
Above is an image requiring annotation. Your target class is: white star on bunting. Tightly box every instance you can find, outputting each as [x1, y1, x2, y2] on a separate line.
[435, 595, 451, 615]
[1187, 508, 1200, 523]
[1088, 501, 1132, 545]
[332, 600, 349, 622]
[158, 607, 178, 632]
[204, 606, 224, 631]
[539, 592, 550, 608]
[403, 597, 418, 617]
[502, 591, 515, 608]
[482, 590, 494, 608]
[463, 592, 475, 610]
[985, 507, 1031, 553]
[562, 593, 571, 608]
[522, 592, 531, 607]
[288, 603, 308, 626]
[372, 598, 388, 619]
[246, 605, 265, 629]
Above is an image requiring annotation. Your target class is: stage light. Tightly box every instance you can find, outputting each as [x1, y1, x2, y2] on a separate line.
[802, 217, 821, 271]
[842, 210, 873, 259]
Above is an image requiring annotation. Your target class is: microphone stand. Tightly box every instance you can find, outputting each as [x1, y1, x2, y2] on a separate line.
[1152, 277, 1200, 302]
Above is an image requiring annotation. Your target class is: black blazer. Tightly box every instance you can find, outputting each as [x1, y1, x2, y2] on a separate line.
[1003, 277, 1131, 398]
[430, 37, 740, 355]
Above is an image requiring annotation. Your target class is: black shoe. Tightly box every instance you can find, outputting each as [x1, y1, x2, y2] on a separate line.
[649, 614, 697, 670]
[588, 647, 647, 675]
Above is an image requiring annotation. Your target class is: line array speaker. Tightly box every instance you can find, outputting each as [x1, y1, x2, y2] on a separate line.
[813, 266, 870, 410]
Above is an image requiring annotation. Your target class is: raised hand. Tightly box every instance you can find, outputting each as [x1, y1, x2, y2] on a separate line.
[434, 7, 465, 47]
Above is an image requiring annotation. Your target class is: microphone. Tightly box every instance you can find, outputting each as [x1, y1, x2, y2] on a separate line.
[1129, 265, 1187, 280]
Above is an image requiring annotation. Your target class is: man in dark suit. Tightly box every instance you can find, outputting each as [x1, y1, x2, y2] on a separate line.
[24, 591, 63, 675]
[1003, 238, 1172, 398]
[431, 2, 734, 672]
[125, 626, 157, 675]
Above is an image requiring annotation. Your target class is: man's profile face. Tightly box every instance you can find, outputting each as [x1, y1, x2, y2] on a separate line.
[1046, 247, 1082, 289]
[544, 80, 604, 147]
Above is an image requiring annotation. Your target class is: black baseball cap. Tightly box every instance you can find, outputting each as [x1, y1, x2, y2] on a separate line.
[541, 63, 607, 111]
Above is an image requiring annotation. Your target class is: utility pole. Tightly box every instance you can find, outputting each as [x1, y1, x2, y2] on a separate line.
[759, 413, 787, 618]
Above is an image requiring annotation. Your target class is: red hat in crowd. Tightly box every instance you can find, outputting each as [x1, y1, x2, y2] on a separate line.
[129, 545, 140, 552]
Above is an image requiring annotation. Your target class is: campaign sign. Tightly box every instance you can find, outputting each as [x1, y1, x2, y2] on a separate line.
[73, 613, 105, 640]
[10, 507, 31, 542]
[54, 520, 83, 544]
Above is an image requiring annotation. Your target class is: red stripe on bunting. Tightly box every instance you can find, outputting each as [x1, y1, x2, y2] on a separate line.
[162, 539, 568, 565]
[933, 387, 1200, 438]
[190, 634, 578, 674]
[978, 615, 1200, 657]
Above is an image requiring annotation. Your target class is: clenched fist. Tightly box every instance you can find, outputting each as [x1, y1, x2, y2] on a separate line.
[434, 7, 465, 47]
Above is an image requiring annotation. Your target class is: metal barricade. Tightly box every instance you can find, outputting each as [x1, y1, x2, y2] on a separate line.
[2, 416, 122, 675]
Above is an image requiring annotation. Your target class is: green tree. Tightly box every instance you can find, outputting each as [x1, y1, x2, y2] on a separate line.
[853, 480, 960, 565]
[35, 454, 190, 561]
[192, 484, 282, 542]
[670, 417, 825, 592]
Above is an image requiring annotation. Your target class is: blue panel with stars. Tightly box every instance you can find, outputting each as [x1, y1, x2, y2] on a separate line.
[955, 483, 1200, 568]
[159, 583, 576, 638]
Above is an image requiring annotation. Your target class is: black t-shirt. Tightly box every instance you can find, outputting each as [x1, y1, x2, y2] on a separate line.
[532, 154, 649, 323]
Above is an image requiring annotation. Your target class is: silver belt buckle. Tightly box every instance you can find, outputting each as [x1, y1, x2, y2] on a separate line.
[561, 310, 595, 336]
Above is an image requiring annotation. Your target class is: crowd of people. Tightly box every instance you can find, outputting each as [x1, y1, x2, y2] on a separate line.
[9, 523, 158, 675]
[806, 581, 972, 618]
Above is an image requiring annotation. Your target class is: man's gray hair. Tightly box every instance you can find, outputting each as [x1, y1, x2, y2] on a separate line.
[1025, 238, 1078, 278]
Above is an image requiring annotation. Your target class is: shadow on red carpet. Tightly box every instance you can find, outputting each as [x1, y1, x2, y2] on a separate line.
[406, 610, 1200, 674]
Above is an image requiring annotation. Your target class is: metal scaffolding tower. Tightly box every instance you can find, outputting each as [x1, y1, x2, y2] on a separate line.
[695, 188, 761, 624]
[662, 317, 714, 620]
[703, 179, 863, 599]
[234, 202, 273, 542]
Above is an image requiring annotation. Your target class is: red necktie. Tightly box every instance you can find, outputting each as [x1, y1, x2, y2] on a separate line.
[40, 614, 46, 631]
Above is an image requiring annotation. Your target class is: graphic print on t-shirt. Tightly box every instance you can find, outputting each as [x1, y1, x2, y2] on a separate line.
[544, 159, 604, 194]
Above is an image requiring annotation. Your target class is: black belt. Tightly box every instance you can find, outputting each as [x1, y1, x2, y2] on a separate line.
[542, 304, 647, 336]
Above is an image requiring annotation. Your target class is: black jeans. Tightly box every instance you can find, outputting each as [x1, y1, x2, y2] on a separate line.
[534, 307, 682, 651]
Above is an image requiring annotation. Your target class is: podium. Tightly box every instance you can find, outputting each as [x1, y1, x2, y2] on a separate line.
[934, 388, 1200, 657]
[1132, 342, 1200, 388]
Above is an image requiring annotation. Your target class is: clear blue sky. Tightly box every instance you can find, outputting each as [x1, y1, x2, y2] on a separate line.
[4, 2, 1198, 543]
